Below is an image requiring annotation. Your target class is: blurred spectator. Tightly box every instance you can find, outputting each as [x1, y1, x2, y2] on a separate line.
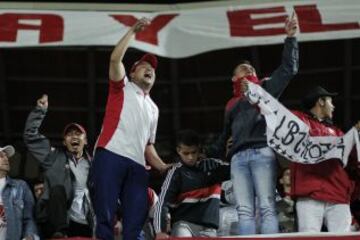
[34, 181, 45, 200]
[154, 130, 230, 239]
[24, 94, 93, 238]
[0, 145, 39, 240]
[276, 168, 295, 233]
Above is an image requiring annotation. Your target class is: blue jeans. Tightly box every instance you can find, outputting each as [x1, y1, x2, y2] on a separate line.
[231, 147, 278, 235]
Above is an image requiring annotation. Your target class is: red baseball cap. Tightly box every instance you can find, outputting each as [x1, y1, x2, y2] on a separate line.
[130, 53, 158, 73]
[63, 123, 87, 136]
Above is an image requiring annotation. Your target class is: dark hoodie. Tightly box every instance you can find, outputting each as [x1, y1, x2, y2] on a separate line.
[206, 37, 299, 160]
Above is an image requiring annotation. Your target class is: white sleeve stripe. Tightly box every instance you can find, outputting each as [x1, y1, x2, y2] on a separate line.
[154, 163, 182, 233]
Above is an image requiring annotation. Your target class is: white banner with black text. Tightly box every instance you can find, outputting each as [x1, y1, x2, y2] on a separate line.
[245, 82, 360, 166]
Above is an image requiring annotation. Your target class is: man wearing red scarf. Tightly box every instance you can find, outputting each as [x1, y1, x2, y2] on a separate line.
[206, 14, 299, 235]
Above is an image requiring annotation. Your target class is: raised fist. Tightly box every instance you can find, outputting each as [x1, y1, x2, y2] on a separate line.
[132, 17, 151, 33]
[37, 94, 48, 109]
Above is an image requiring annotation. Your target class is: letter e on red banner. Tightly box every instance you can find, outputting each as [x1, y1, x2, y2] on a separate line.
[227, 6, 287, 37]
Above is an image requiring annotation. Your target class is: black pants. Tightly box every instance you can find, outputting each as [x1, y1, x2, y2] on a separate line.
[39, 185, 92, 238]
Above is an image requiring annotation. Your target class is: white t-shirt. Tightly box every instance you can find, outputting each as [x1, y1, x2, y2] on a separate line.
[0, 177, 7, 239]
[96, 77, 159, 166]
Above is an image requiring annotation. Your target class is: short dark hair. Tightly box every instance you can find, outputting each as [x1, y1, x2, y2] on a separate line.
[176, 129, 201, 147]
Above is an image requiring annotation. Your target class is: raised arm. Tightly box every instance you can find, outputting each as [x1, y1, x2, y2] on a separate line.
[109, 17, 150, 82]
[264, 13, 299, 97]
[23, 94, 55, 169]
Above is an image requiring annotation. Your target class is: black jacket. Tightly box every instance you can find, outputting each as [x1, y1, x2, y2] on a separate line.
[153, 158, 230, 233]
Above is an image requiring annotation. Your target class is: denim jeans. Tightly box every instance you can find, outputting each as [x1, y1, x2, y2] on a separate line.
[231, 147, 279, 235]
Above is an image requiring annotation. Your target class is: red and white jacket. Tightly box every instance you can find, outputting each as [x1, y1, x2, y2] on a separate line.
[290, 111, 358, 204]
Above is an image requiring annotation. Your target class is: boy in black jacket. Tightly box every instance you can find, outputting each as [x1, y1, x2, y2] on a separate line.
[154, 130, 230, 239]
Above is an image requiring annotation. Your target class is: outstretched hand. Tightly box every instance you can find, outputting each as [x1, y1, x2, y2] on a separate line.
[132, 17, 151, 33]
[285, 12, 298, 37]
[37, 94, 48, 109]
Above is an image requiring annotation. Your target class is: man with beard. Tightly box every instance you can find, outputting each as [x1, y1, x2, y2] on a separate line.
[206, 13, 299, 235]
[0, 145, 39, 240]
[24, 94, 93, 238]
[91, 17, 169, 240]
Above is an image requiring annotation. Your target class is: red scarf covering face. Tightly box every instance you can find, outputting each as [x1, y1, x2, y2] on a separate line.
[232, 75, 261, 98]
[227, 75, 261, 111]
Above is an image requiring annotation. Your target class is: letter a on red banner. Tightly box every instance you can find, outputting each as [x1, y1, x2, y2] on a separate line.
[0, 13, 64, 43]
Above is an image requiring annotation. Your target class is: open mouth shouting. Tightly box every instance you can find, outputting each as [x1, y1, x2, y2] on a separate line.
[70, 139, 80, 148]
[143, 71, 154, 81]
